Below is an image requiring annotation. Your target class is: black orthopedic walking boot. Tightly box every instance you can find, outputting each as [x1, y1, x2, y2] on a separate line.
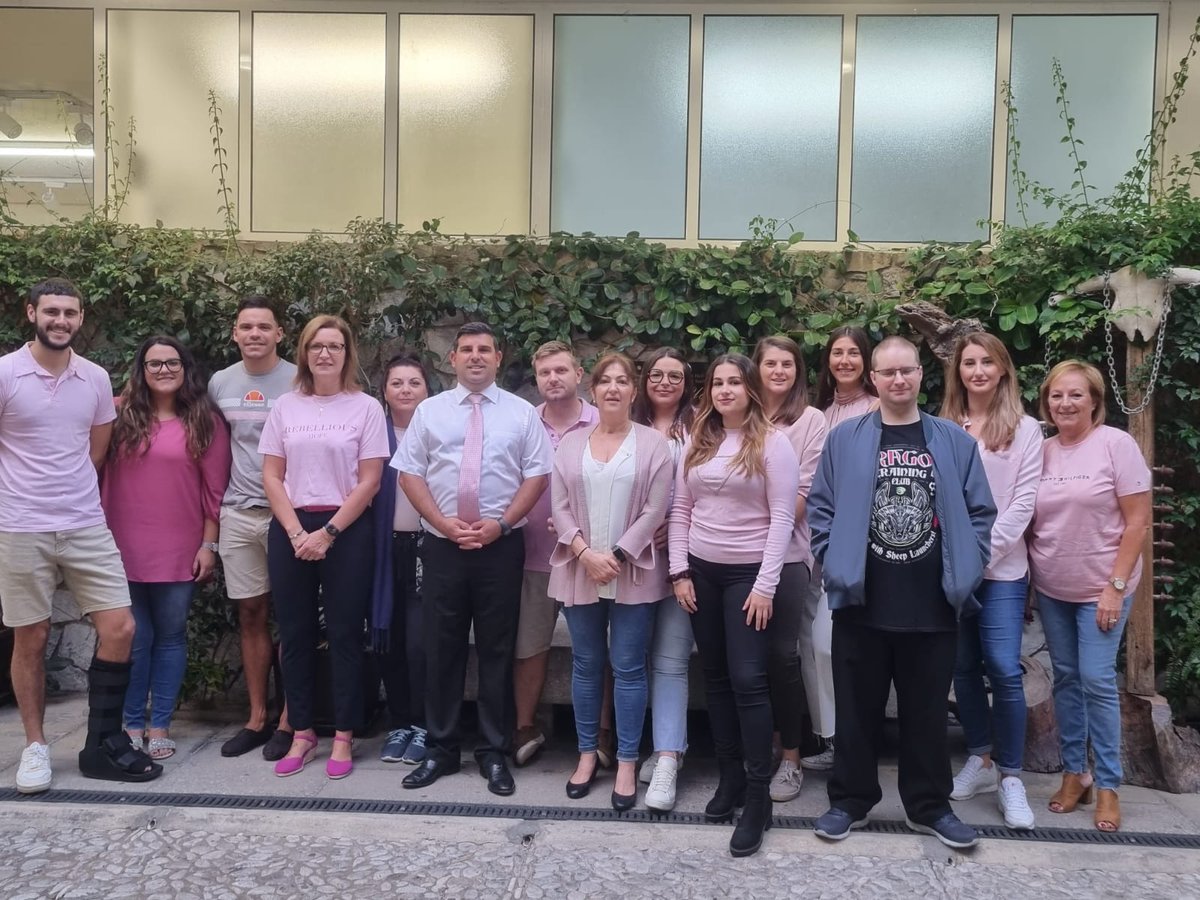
[705, 760, 748, 823]
[78, 657, 162, 783]
[729, 781, 773, 857]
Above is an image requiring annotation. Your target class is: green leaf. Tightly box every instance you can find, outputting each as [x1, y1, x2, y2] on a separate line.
[964, 282, 991, 295]
[866, 270, 883, 293]
[998, 312, 1018, 331]
[1016, 303, 1039, 325]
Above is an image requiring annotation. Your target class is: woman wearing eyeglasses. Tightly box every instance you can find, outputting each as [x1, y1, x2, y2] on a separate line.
[630, 348, 695, 811]
[101, 336, 231, 761]
[259, 315, 390, 779]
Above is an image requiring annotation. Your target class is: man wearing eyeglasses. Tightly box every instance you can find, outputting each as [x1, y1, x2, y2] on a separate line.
[511, 341, 597, 768]
[208, 295, 298, 761]
[808, 336, 995, 850]
[0, 278, 161, 792]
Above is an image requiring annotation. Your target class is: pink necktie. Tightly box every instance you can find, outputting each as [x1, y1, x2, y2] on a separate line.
[456, 392, 484, 523]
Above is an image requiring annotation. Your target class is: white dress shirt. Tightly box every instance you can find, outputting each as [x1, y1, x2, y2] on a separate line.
[583, 429, 637, 600]
[391, 382, 553, 537]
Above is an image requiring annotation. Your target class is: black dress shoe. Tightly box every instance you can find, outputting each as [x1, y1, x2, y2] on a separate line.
[566, 766, 598, 799]
[611, 789, 637, 812]
[481, 760, 515, 796]
[403, 756, 460, 789]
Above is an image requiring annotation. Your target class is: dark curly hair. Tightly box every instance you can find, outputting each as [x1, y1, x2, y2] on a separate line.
[111, 336, 218, 460]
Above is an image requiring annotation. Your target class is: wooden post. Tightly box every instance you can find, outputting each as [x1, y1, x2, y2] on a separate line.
[1124, 342, 1156, 697]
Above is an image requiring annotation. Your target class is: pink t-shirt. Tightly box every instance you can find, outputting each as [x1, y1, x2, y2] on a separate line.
[0, 345, 116, 532]
[1028, 425, 1151, 603]
[668, 429, 799, 598]
[524, 400, 599, 574]
[258, 390, 390, 508]
[777, 407, 827, 567]
[101, 416, 231, 582]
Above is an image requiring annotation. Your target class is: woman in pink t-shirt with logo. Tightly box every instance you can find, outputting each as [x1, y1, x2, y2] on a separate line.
[102, 336, 231, 762]
[259, 315, 390, 780]
[1028, 360, 1152, 833]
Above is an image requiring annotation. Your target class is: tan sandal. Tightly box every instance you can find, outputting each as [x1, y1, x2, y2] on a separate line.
[1048, 772, 1094, 813]
[1095, 789, 1121, 832]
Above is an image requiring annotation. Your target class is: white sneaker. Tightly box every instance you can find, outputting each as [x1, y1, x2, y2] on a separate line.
[800, 745, 835, 772]
[17, 742, 52, 794]
[998, 776, 1035, 830]
[951, 755, 998, 800]
[645, 755, 679, 811]
[770, 760, 804, 802]
[640, 752, 682, 785]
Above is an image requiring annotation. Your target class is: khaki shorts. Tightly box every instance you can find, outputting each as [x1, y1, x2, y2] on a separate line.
[515, 569, 558, 660]
[0, 525, 130, 627]
[219, 506, 272, 600]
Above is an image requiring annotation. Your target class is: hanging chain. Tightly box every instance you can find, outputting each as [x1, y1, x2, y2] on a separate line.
[1102, 271, 1173, 416]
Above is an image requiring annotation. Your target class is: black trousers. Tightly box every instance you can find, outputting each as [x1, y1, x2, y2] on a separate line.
[377, 531, 424, 728]
[768, 561, 811, 750]
[688, 555, 774, 785]
[828, 617, 957, 824]
[421, 530, 524, 764]
[268, 509, 372, 733]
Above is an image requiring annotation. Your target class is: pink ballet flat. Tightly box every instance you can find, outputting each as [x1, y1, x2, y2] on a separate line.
[273, 732, 318, 777]
[326, 735, 354, 780]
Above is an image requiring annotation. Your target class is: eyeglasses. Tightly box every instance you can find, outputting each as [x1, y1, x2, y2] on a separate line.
[144, 358, 183, 373]
[873, 366, 921, 379]
[308, 342, 346, 356]
[647, 370, 685, 385]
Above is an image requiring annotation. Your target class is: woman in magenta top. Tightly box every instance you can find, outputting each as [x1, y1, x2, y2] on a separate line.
[259, 315, 390, 780]
[102, 336, 231, 760]
[1028, 360, 1151, 834]
[754, 335, 826, 804]
[939, 333, 1043, 830]
[549, 353, 673, 811]
[816, 325, 879, 429]
[669, 353, 798, 858]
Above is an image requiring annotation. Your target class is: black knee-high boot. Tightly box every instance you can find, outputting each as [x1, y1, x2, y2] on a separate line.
[78, 657, 162, 782]
[729, 781, 773, 857]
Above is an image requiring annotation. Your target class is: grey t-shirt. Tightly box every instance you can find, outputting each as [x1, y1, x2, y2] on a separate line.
[208, 358, 297, 508]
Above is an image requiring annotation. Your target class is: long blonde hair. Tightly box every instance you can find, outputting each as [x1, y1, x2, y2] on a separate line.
[685, 353, 771, 479]
[940, 332, 1024, 452]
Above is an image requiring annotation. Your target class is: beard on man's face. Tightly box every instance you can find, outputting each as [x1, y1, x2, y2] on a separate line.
[35, 323, 76, 351]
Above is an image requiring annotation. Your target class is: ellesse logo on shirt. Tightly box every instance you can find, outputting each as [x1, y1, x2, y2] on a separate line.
[242, 390, 267, 407]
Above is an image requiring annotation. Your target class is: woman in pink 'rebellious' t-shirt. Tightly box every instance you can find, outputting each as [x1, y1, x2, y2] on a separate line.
[1028, 360, 1151, 835]
[102, 336, 231, 762]
[258, 315, 390, 781]
[668, 353, 798, 858]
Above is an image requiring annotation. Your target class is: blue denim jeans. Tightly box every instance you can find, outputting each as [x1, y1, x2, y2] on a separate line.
[563, 600, 657, 762]
[1037, 591, 1133, 790]
[123, 581, 196, 731]
[649, 594, 692, 754]
[953, 578, 1028, 775]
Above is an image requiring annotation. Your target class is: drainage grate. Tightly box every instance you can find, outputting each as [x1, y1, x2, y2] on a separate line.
[3, 788, 1198, 850]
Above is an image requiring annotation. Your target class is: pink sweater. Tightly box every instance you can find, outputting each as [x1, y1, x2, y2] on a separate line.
[974, 415, 1043, 581]
[823, 391, 877, 430]
[777, 407, 827, 568]
[101, 415, 231, 583]
[549, 423, 673, 605]
[669, 429, 799, 598]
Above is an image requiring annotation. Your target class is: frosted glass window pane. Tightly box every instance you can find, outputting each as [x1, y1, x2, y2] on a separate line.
[399, 15, 532, 235]
[552, 16, 688, 238]
[109, 11, 239, 230]
[851, 17, 997, 243]
[253, 13, 385, 233]
[1007, 15, 1156, 225]
[0, 8, 94, 224]
[701, 16, 842, 241]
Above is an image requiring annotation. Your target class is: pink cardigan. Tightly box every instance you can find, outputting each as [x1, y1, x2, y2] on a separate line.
[548, 423, 674, 606]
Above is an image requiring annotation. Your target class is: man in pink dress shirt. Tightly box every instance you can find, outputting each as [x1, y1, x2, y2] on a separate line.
[0, 278, 161, 792]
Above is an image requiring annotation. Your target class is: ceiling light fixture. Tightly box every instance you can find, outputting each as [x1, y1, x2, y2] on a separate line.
[0, 109, 22, 140]
[73, 119, 93, 146]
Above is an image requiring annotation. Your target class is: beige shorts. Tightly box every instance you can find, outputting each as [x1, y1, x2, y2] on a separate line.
[515, 569, 558, 660]
[0, 525, 130, 627]
[219, 506, 272, 600]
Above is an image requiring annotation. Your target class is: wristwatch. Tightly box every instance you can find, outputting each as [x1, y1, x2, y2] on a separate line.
[497, 518, 513, 537]
[323, 523, 341, 541]
[612, 546, 628, 564]
[1109, 576, 1127, 591]
[201, 542, 219, 553]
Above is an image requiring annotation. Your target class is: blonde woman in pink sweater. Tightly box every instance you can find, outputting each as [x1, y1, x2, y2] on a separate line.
[669, 353, 799, 857]
[754, 336, 827, 803]
[549, 353, 673, 812]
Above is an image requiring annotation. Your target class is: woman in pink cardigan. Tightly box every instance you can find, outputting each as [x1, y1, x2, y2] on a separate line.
[550, 352, 673, 812]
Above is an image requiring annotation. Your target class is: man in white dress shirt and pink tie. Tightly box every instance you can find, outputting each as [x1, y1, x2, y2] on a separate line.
[393, 322, 553, 795]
